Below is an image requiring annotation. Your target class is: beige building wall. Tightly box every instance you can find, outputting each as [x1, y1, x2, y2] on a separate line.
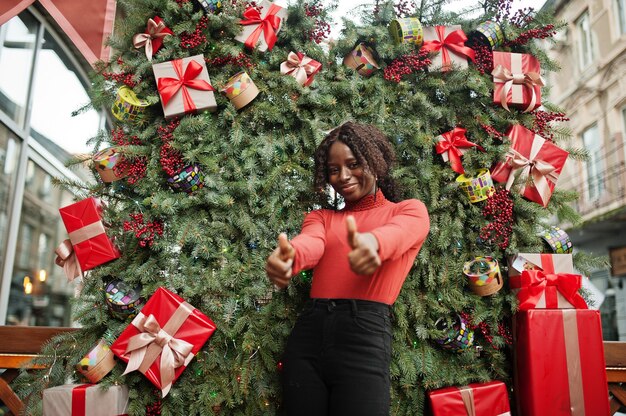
[544, 0, 626, 339]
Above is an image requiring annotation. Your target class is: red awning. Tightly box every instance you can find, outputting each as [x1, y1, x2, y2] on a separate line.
[0, 0, 116, 66]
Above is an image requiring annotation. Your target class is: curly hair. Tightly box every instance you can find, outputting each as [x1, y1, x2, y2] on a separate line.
[313, 121, 401, 203]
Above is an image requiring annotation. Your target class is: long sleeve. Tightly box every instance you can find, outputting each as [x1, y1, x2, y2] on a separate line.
[370, 199, 430, 262]
[289, 210, 327, 275]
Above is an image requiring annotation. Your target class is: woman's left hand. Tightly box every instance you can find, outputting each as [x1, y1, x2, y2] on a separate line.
[346, 215, 381, 276]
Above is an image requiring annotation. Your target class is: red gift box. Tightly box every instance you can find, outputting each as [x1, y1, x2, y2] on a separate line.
[110, 287, 217, 397]
[57, 197, 120, 278]
[491, 125, 568, 207]
[132, 16, 173, 61]
[280, 51, 322, 86]
[508, 253, 587, 310]
[427, 381, 511, 415]
[514, 309, 610, 416]
[492, 51, 543, 112]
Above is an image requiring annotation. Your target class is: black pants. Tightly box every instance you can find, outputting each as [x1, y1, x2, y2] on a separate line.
[281, 298, 392, 416]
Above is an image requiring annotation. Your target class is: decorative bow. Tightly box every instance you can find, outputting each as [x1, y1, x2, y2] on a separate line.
[157, 59, 214, 113]
[55, 239, 82, 281]
[435, 127, 484, 174]
[132, 17, 173, 61]
[492, 64, 544, 112]
[239, 4, 282, 51]
[503, 145, 559, 207]
[421, 26, 475, 71]
[122, 312, 194, 397]
[511, 270, 588, 310]
[280, 52, 321, 86]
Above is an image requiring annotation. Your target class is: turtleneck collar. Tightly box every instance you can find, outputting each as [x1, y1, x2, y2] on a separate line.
[343, 189, 387, 212]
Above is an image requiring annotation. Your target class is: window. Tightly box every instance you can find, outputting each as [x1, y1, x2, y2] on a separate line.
[0, 125, 21, 278]
[622, 107, 626, 162]
[576, 11, 594, 70]
[616, 0, 626, 35]
[582, 123, 605, 201]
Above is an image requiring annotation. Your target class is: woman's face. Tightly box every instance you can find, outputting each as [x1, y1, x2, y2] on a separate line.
[327, 141, 376, 203]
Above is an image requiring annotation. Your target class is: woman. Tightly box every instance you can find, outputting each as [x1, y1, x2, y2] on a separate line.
[266, 122, 430, 416]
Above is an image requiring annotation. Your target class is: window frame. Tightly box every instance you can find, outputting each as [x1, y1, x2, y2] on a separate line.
[581, 122, 605, 202]
[576, 10, 595, 70]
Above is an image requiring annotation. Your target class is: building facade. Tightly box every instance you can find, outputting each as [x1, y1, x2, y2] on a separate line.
[543, 0, 626, 339]
[0, 5, 103, 326]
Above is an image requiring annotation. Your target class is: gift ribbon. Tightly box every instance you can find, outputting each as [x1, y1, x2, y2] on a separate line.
[239, 4, 282, 51]
[157, 59, 214, 113]
[563, 310, 586, 415]
[456, 386, 511, 416]
[510, 264, 588, 310]
[421, 26, 475, 71]
[55, 220, 104, 282]
[435, 127, 484, 174]
[280, 51, 321, 86]
[122, 302, 195, 397]
[502, 133, 559, 206]
[71, 384, 91, 416]
[492, 53, 544, 112]
[132, 17, 172, 60]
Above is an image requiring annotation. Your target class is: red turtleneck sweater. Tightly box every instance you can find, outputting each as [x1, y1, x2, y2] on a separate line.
[290, 190, 430, 305]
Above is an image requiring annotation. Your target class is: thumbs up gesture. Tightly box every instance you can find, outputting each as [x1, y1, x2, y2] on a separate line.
[346, 216, 381, 276]
[265, 233, 296, 289]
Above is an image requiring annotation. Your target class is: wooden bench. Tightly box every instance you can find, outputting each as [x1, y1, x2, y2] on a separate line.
[0, 326, 77, 416]
[605, 341, 626, 415]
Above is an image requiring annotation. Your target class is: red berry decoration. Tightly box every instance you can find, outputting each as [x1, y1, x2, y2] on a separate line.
[531, 110, 569, 141]
[101, 57, 137, 87]
[384, 50, 431, 83]
[304, 2, 331, 44]
[158, 120, 185, 177]
[180, 16, 209, 49]
[479, 188, 514, 250]
[504, 24, 557, 47]
[207, 52, 256, 70]
[123, 212, 164, 247]
[110, 128, 147, 184]
[468, 41, 493, 75]
[479, 123, 504, 141]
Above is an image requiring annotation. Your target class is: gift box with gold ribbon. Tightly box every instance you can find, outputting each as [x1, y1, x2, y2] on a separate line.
[280, 51, 322, 86]
[514, 309, 610, 416]
[56, 197, 120, 281]
[76, 339, 117, 383]
[235, 0, 288, 52]
[153, 55, 217, 119]
[421, 25, 475, 72]
[110, 287, 217, 397]
[342, 43, 380, 77]
[492, 51, 543, 113]
[220, 71, 259, 110]
[427, 381, 511, 416]
[491, 125, 568, 207]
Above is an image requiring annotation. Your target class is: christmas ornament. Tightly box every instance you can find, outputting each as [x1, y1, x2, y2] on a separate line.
[388, 17, 423, 45]
[435, 127, 484, 174]
[280, 51, 322, 86]
[463, 256, 503, 296]
[492, 52, 544, 113]
[479, 188, 514, 249]
[76, 339, 116, 383]
[105, 278, 145, 319]
[434, 313, 474, 352]
[167, 164, 205, 194]
[93, 147, 128, 183]
[541, 226, 573, 254]
[470, 20, 504, 50]
[196, 0, 221, 13]
[111, 86, 149, 125]
[456, 169, 496, 203]
[235, 0, 288, 52]
[420, 25, 475, 72]
[383, 50, 431, 82]
[123, 213, 164, 247]
[220, 71, 259, 110]
[180, 15, 209, 49]
[343, 43, 380, 77]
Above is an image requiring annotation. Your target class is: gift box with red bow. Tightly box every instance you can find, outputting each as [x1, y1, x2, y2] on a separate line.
[280, 51, 321, 86]
[514, 309, 610, 416]
[491, 51, 543, 112]
[427, 381, 511, 416]
[57, 197, 120, 281]
[132, 16, 173, 61]
[110, 287, 217, 397]
[43, 384, 129, 416]
[508, 253, 587, 310]
[491, 125, 568, 207]
[152, 55, 217, 119]
[235, 0, 288, 52]
[435, 127, 484, 174]
[421, 25, 475, 72]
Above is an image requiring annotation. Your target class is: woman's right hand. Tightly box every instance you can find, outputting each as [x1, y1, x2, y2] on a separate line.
[265, 233, 296, 289]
